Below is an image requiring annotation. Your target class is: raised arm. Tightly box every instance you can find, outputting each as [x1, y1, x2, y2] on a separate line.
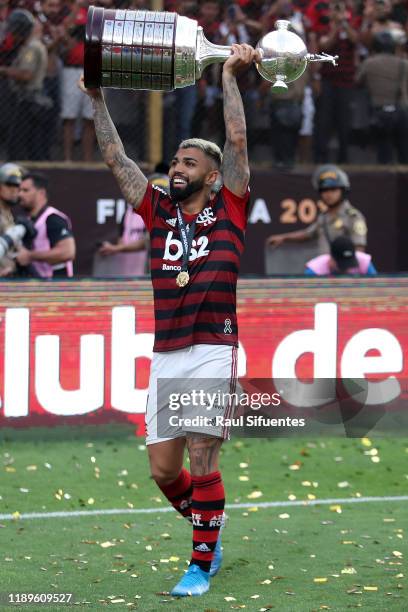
[222, 44, 258, 197]
[79, 76, 148, 209]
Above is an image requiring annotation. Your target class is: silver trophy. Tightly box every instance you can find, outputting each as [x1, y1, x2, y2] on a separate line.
[84, 8, 338, 92]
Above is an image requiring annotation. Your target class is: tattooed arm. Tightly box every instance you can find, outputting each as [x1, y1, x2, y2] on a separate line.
[79, 77, 147, 210]
[222, 44, 258, 197]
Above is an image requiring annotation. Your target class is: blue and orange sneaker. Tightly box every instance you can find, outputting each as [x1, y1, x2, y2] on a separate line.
[209, 527, 223, 577]
[171, 564, 210, 597]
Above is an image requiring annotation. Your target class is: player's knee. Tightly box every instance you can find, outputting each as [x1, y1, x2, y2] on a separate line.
[150, 465, 181, 487]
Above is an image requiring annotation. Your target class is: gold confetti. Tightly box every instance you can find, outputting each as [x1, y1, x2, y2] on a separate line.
[248, 507, 258, 512]
[250, 595, 260, 599]
[169, 556, 180, 562]
[12, 512, 20, 520]
[329, 505, 342, 513]
[288, 494, 296, 501]
[341, 567, 357, 574]
[392, 551, 403, 558]
[239, 476, 249, 481]
[363, 586, 378, 591]
[224, 596, 236, 601]
[289, 464, 300, 470]
[361, 437, 372, 446]
[5, 466, 16, 473]
[247, 491, 263, 499]
[371, 456, 380, 463]
[111, 599, 125, 604]
[145, 545, 152, 551]
[261, 579, 272, 584]
[26, 465, 37, 471]
[239, 463, 249, 468]
[160, 533, 171, 539]
[337, 481, 350, 488]
[100, 541, 116, 548]
[301, 481, 311, 487]
[307, 494, 316, 500]
[279, 513, 290, 519]
[313, 578, 328, 583]
[87, 498, 95, 505]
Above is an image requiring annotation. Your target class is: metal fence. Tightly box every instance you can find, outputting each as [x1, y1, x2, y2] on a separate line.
[0, 0, 407, 166]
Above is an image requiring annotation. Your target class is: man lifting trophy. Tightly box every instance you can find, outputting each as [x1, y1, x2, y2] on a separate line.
[84, 8, 337, 93]
[80, 6, 338, 600]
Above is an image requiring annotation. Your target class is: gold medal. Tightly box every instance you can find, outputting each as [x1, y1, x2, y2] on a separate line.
[334, 218, 343, 229]
[176, 271, 189, 287]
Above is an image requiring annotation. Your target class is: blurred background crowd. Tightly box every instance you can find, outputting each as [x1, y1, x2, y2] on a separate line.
[1, 0, 408, 166]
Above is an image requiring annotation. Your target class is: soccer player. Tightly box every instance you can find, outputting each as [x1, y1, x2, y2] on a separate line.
[80, 42, 258, 597]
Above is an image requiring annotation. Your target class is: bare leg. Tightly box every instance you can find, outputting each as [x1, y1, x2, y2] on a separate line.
[186, 435, 223, 476]
[82, 119, 95, 162]
[147, 437, 186, 487]
[63, 119, 75, 161]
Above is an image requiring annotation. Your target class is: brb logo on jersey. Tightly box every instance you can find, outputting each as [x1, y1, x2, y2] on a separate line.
[163, 231, 210, 267]
[162, 207, 216, 270]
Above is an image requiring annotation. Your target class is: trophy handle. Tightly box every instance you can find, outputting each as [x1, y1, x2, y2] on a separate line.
[195, 27, 232, 78]
[306, 52, 339, 66]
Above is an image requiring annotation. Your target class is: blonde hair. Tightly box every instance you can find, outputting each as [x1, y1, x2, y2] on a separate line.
[179, 138, 223, 168]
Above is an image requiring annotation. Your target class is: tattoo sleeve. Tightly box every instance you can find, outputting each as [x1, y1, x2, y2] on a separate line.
[92, 93, 148, 209]
[222, 72, 250, 197]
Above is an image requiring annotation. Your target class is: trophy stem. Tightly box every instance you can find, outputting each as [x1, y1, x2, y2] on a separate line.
[195, 27, 232, 78]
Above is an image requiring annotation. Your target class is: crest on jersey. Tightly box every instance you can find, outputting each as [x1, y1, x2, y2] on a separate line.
[196, 207, 217, 226]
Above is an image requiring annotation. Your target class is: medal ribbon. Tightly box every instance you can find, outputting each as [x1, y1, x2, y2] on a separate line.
[176, 204, 197, 272]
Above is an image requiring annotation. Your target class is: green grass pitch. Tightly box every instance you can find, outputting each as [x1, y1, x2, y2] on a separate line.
[0, 426, 406, 611]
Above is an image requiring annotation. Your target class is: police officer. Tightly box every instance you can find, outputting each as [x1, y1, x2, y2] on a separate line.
[266, 165, 367, 253]
[0, 162, 26, 276]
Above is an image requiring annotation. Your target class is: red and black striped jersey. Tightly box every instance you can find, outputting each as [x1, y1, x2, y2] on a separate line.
[137, 183, 250, 352]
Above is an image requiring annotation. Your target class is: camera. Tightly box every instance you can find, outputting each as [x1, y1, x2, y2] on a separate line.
[0, 218, 36, 259]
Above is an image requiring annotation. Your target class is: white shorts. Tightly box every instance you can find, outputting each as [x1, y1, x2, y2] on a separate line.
[61, 67, 93, 120]
[145, 344, 238, 445]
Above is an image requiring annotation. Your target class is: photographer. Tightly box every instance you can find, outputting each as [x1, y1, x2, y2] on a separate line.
[16, 172, 75, 278]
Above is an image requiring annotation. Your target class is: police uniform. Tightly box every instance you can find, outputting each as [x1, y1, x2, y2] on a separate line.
[0, 202, 16, 275]
[305, 200, 367, 254]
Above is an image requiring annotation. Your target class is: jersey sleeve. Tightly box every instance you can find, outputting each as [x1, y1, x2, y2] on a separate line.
[46, 214, 73, 248]
[137, 183, 168, 232]
[220, 184, 250, 231]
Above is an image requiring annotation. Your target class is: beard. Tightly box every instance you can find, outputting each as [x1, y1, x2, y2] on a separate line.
[170, 177, 205, 202]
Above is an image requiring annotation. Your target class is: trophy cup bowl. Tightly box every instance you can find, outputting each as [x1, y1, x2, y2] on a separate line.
[84, 8, 338, 92]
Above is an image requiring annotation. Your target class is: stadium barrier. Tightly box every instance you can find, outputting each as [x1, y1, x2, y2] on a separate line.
[17, 165, 408, 275]
[1, 278, 407, 431]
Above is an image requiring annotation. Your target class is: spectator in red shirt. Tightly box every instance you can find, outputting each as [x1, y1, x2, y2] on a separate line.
[311, 0, 360, 163]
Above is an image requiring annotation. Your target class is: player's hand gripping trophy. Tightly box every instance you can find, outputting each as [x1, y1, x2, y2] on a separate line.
[84, 8, 338, 93]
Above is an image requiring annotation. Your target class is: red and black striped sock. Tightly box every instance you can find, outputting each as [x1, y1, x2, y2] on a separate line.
[157, 467, 193, 521]
[190, 471, 225, 573]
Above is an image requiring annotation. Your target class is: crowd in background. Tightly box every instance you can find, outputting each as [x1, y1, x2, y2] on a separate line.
[1, 0, 408, 166]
